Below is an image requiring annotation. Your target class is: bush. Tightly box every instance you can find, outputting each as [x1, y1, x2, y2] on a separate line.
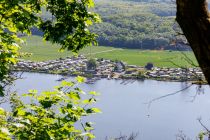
[0, 76, 100, 140]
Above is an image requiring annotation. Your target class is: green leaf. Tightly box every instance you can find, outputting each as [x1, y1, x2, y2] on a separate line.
[82, 98, 96, 104]
[91, 108, 102, 113]
[76, 76, 86, 83]
[67, 92, 80, 101]
[86, 108, 101, 114]
[0, 108, 5, 115]
[28, 90, 38, 94]
[17, 109, 26, 116]
[61, 81, 75, 87]
[88, 0, 95, 7]
[74, 87, 86, 94]
[89, 91, 100, 96]
[87, 133, 96, 139]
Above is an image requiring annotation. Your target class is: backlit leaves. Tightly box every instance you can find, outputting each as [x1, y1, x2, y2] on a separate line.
[0, 77, 100, 139]
[0, 0, 100, 96]
[76, 76, 86, 83]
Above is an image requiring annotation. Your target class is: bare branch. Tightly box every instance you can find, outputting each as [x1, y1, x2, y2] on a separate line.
[145, 84, 193, 108]
[197, 118, 210, 133]
[175, 130, 192, 140]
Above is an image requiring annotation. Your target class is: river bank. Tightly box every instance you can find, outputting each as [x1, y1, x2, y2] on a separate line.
[13, 55, 205, 83]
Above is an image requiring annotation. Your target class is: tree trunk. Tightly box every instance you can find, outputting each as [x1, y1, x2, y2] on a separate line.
[176, 0, 210, 84]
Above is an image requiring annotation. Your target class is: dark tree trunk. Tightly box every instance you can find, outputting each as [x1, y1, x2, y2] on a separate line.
[176, 0, 210, 84]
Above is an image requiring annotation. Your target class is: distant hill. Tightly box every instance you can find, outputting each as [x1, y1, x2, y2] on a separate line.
[31, 0, 190, 50]
[90, 0, 188, 50]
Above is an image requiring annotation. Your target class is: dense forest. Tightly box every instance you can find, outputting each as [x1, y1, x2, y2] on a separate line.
[32, 0, 207, 50]
[90, 0, 181, 50]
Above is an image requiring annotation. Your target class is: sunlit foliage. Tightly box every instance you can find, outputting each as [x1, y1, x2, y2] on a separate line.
[0, 77, 101, 140]
[0, 0, 100, 95]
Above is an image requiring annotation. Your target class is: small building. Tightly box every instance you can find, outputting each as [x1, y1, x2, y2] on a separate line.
[114, 61, 125, 72]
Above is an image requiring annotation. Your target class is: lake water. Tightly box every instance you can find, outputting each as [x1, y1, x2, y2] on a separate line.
[2, 72, 210, 140]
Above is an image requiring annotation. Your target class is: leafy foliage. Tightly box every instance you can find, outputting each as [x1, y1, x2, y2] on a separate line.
[39, 0, 101, 52]
[0, 0, 100, 95]
[0, 77, 100, 140]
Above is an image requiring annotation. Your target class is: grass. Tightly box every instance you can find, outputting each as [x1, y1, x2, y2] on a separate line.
[20, 36, 198, 67]
[94, 49, 198, 67]
[20, 36, 111, 61]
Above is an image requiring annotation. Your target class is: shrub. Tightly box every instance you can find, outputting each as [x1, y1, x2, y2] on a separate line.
[0, 76, 100, 140]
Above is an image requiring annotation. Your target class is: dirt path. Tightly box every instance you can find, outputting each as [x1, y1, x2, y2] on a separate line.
[84, 48, 123, 55]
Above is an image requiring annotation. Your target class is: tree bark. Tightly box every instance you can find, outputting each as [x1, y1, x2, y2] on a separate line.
[176, 0, 210, 84]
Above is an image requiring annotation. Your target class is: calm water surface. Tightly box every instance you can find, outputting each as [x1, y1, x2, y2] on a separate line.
[3, 72, 210, 140]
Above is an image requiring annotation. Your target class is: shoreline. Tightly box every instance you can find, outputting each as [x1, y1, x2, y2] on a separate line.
[12, 69, 207, 85]
[12, 56, 207, 84]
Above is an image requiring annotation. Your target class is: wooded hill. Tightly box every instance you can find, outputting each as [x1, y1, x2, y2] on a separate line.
[32, 0, 194, 50]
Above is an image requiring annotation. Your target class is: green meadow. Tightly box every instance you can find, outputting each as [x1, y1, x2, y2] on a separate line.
[20, 36, 198, 67]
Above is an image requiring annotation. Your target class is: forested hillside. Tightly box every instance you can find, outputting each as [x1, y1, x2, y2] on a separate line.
[32, 0, 192, 50]
[90, 0, 182, 50]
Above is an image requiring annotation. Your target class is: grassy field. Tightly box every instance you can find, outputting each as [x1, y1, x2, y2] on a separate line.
[20, 36, 198, 67]
[20, 36, 111, 61]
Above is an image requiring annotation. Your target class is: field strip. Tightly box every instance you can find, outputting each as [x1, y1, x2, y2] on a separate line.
[83, 48, 123, 55]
